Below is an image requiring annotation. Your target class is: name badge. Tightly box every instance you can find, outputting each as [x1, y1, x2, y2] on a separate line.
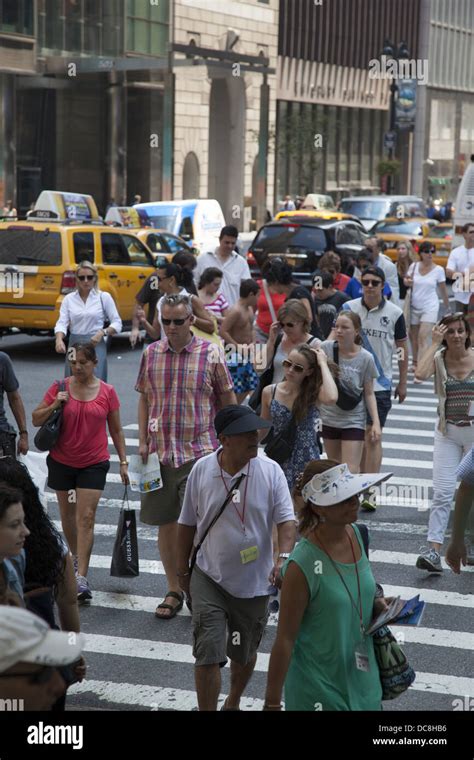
[240, 545, 259, 564]
[354, 639, 370, 672]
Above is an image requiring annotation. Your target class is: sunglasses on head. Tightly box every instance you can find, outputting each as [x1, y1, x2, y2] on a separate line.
[361, 279, 382, 287]
[282, 358, 305, 373]
[77, 275, 94, 281]
[161, 316, 191, 326]
[0, 665, 56, 685]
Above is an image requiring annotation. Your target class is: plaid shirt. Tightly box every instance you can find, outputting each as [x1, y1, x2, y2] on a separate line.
[135, 335, 234, 467]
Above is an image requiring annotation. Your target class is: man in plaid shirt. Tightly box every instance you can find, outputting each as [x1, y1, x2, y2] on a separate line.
[135, 294, 236, 619]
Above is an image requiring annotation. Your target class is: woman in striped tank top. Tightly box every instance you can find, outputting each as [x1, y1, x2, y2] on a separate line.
[415, 313, 474, 571]
[198, 267, 229, 330]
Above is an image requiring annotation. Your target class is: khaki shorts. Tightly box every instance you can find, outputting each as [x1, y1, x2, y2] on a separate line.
[190, 566, 269, 667]
[140, 459, 195, 526]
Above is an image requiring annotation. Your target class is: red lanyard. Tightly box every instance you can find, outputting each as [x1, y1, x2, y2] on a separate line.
[219, 455, 250, 528]
[317, 529, 364, 634]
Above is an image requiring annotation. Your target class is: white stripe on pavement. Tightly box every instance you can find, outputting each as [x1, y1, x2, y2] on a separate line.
[383, 428, 434, 438]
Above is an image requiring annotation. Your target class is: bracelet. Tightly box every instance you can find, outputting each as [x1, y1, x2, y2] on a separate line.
[19, 430, 28, 435]
[119, 460, 128, 466]
[176, 571, 190, 578]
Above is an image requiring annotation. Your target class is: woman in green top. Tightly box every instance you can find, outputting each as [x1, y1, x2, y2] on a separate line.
[264, 459, 392, 711]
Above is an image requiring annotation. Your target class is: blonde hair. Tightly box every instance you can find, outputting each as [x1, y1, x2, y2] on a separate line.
[335, 311, 363, 345]
[277, 299, 310, 333]
[75, 260, 99, 290]
[396, 241, 417, 276]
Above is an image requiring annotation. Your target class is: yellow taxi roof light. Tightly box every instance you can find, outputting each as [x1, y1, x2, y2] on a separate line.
[32, 191, 101, 223]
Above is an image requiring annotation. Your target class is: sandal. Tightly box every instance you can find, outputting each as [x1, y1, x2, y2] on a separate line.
[154, 591, 184, 620]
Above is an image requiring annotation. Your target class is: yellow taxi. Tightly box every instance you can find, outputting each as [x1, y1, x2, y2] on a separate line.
[105, 206, 196, 263]
[371, 217, 448, 266]
[418, 223, 454, 266]
[0, 191, 157, 335]
[274, 209, 360, 223]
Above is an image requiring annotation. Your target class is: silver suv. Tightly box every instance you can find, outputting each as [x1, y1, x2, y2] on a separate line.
[340, 196, 427, 232]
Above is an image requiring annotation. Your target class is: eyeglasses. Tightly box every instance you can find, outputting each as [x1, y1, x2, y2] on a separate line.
[0, 665, 56, 685]
[161, 316, 191, 326]
[76, 275, 95, 282]
[361, 279, 383, 287]
[282, 358, 305, 373]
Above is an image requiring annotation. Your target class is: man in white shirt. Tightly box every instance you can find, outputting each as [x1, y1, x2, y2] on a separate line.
[194, 225, 251, 307]
[366, 236, 400, 305]
[446, 223, 474, 313]
[176, 405, 296, 711]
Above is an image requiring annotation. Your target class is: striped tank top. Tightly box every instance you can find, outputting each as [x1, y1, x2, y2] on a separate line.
[445, 371, 474, 424]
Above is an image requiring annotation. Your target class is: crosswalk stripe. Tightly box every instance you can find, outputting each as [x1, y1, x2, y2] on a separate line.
[88, 584, 472, 615]
[86, 550, 474, 574]
[385, 413, 435, 424]
[383, 428, 434, 438]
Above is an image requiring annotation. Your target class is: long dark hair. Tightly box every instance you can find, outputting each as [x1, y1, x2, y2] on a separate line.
[0, 459, 65, 592]
[291, 344, 338, 423]
[157, 262, 195, 293]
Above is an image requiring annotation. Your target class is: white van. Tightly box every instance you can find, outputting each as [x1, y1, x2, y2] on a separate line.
[452, 154, 474, 247]
[301, 193, 335, 211]
[133, 199, 226, 254]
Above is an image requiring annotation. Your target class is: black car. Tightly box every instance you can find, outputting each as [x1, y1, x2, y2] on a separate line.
[247, 217, 368, 286]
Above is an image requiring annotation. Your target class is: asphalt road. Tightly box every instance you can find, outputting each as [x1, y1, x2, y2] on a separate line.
[1, 331, 473, 714]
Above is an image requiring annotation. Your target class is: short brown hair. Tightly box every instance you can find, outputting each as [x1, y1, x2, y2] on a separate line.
[277, 299, 310, 332]
[438, 313, 471, 350]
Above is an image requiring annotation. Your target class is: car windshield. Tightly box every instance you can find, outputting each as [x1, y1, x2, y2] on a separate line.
[340, 200, 388, 220]
[141, 211, 179, 231]
[0, 229, 62, 265]
[429, 226, 453, 239]
[253, 224, 326, 252]
[374, 221, 423, 235]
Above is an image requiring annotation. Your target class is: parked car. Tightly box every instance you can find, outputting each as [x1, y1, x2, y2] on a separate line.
[372, 216, 444, 264]
[340, 195, 427, 232]
[133, 199, 225, 254]
[0, 191, 157, 336]
[247, 217, 368, 286]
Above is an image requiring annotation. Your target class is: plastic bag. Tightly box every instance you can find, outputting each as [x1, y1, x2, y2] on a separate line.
[128, 453, 163, 492]
[19, 452, 48, 511]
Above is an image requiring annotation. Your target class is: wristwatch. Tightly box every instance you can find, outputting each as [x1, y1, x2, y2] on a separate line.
[278, 552, 290, 559]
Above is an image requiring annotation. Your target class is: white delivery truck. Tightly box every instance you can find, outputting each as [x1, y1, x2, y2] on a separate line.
[452, 154, 474, 248]
[133, 199, 226, 254]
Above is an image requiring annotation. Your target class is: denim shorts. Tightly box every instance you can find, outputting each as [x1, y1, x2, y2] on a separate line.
[366, 391, 392, 428]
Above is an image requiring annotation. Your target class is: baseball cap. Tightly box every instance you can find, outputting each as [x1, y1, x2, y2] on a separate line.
[0, 607, 85, 674]
[214, 405, 272, 437]
[361, 266, 385, 283]
[302, 463, 392, 507]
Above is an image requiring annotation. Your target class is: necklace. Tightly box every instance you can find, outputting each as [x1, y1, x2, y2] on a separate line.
[316, 528, 365, 636]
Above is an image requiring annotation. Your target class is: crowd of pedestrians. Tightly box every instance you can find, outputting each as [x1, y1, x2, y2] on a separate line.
[0, 222, 472, 713]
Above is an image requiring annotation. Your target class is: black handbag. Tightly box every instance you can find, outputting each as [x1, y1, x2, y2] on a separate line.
[248, 334, 282, 414]
[34, 381, 66, 452]
[110, 487, 139, 577]
[263, 385, 297, 466]
[333, 342, 364, 411]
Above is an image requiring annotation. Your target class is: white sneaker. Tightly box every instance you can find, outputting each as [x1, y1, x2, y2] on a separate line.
[416, 546, 443, 572]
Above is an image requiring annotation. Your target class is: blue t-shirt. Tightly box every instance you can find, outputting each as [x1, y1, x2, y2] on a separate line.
[344, 279, 392, 300]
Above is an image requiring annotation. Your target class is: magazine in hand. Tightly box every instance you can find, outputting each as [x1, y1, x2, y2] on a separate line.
[128, 453, 163, 492]
[366, 594, 425, 635]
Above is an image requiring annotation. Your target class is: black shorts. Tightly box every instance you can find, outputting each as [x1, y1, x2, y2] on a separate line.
[322, 426, 365, 441]
[366, 390, 392, 429]
[47, 455, 110, 491]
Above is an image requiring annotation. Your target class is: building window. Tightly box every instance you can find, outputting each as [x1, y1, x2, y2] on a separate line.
[0, 0, 34, 36]
[38, 0, 120, 56]
[429, 98, 456, 161]
[127, 0, 169, 56]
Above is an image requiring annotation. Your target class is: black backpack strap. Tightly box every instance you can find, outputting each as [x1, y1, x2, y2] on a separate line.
[333, 341, 339, 365]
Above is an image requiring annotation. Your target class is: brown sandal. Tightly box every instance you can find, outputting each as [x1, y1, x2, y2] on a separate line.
[154, 591, 184, 620]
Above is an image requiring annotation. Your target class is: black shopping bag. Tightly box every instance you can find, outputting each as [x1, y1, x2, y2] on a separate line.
[110, 487, 139, 577]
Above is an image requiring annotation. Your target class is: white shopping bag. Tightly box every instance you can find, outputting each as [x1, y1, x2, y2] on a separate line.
[19, 452, 48, 511]
[128, 453, 163, 493]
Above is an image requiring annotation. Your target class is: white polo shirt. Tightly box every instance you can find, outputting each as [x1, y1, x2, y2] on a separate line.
[341, 297, 407, 392]
[179, 450, 295, 598]
[447, 245, 474, 305]
[194, 249, 251, 306]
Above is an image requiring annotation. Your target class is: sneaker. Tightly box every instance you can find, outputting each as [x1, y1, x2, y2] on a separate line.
[416, 546, 443, 573]
[360, 494, 377, 513]
[76, 575, 92, 602]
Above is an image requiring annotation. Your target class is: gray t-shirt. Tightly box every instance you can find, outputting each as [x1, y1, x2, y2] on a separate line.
[319, 341, 378, 429]
[0, 352, 19, 432]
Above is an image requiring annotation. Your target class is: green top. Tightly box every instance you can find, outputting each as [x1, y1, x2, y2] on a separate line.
[282, 526, 382, 711]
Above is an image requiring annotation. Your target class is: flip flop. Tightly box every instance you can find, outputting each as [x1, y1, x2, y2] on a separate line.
[155, 591, 184, 620]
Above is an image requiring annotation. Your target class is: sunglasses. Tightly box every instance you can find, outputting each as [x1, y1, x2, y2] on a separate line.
[280, 321, 299, 328]
[421, 248, 435, 254]
[0, 665, 56, 685]
[361, 279, 382, 287]
[161, 316, 191, 326]
[156, 275, 171, 283]
[282, 358, 305, 373]
[76, 275, 95, 282]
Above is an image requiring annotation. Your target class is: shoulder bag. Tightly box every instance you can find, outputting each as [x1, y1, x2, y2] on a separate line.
[248, 333, 282, 413]
[33, 380, 66, 452]
[333, 342, 364, 411]
[358, 522, 416, 700]
[263, 385, 297, 466]
[402, 263, 416, 327]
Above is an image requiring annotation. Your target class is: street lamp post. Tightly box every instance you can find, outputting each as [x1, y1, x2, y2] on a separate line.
[382, 39, 410, 194]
